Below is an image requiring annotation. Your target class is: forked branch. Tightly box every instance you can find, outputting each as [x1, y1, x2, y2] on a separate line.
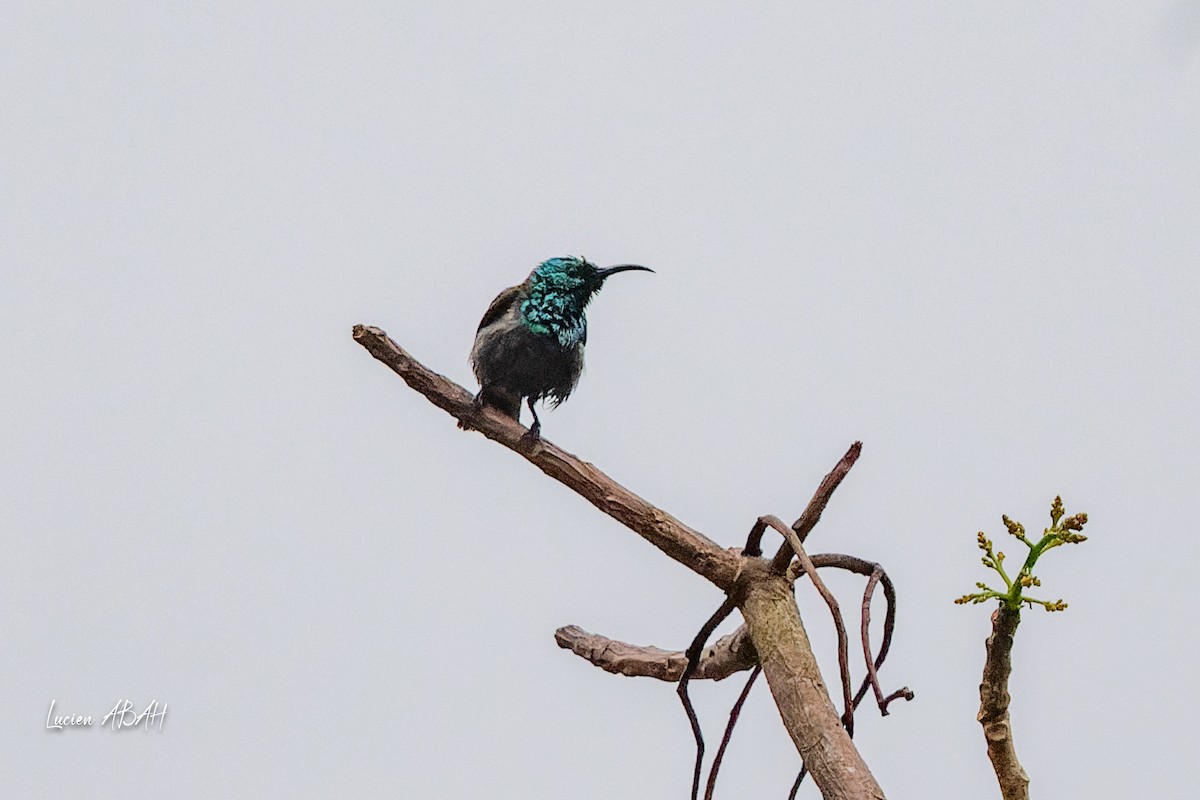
[356, 325, 893, 800]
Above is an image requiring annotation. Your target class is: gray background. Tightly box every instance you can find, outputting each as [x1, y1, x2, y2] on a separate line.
[4, 1, 1198, 797]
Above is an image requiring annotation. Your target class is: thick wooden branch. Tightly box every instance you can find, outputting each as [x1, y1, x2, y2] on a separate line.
[357, 324, 886, 799]
[738, 559, 885, 800]
[554, 625, 757, 681]
[764, 515, 856, 731]
[978, 607, 1030, 800]
[353, 325, 742, 590]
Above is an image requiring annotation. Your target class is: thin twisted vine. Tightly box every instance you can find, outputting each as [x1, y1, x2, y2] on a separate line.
[704, 665, 761, 800]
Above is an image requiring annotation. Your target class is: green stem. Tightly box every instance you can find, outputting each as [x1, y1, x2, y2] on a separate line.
[994, 559, 1014, 592]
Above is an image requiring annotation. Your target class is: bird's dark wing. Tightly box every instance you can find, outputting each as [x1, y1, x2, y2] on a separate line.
[476, 284, 522, 332]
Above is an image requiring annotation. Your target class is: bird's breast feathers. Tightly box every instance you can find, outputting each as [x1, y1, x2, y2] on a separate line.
[520, 298, 587, 348]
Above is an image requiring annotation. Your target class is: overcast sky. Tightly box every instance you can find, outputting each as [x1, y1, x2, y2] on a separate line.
[3, 2, 1198, 797]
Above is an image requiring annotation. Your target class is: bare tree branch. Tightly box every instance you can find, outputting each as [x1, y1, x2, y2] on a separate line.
[770, 442, 862, 573]
[704, 666, 761, 800]
[791, 554, 914, 716]
[679, 595, 741, 800]
[738, 558, 885, 800]
[860, 569, 913, 715]
[356, 326, 890, 799]
[559, 552, 910, 714]
[353, 325, 742, 590]
[760, 515, 856, 733]
[787, 765, 810, 799]
[979, 606, 1030, 800]
[554, 625, 757, 681]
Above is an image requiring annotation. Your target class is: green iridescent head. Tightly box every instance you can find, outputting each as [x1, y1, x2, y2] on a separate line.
[521, 256, 652, 347]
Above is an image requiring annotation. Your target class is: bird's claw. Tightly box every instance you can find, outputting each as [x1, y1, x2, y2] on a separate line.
[519, 421, 541, 448]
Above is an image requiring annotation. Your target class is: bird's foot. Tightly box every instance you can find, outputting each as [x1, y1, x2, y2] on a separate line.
[518, 398, 542, 448]
[519, 420, 542, 448]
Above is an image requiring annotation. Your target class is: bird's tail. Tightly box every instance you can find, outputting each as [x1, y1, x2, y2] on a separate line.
[475, 386, 521, 420]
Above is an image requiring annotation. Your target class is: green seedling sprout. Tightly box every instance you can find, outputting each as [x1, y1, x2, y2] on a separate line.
[956, 496, 1088, 612]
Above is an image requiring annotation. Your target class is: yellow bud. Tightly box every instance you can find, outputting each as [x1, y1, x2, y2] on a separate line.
[1002, 514, 1026, 538]
[1061, 513, 1088, 531]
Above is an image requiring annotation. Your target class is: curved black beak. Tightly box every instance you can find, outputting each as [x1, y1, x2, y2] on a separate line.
[594, 264, 654, 281]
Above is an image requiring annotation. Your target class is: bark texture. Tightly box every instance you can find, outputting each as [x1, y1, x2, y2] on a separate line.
[554, 625, 757, 681]
[738, 560, 885, 800]
[978, 606, 1029, 800]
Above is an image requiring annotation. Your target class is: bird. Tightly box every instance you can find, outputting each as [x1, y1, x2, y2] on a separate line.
[470, 255, 653, 440]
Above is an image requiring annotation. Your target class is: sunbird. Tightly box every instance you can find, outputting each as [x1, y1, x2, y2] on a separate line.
[470, 256, 653, 440]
